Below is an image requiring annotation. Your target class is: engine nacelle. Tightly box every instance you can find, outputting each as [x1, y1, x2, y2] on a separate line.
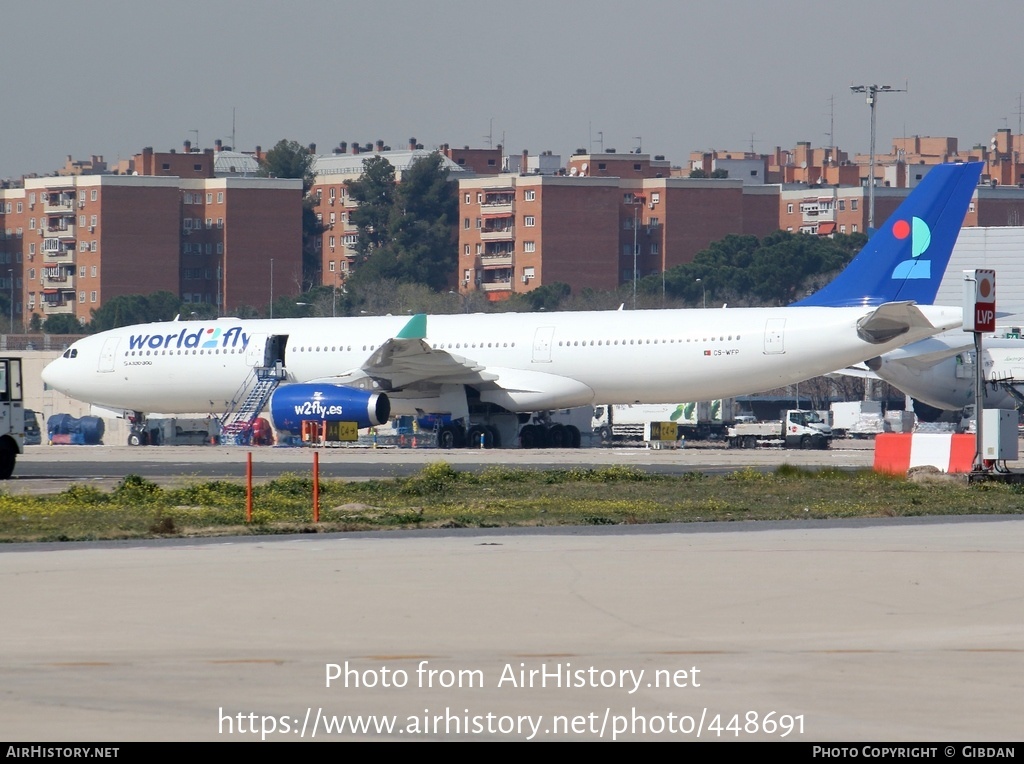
[269, 384, 391, 434]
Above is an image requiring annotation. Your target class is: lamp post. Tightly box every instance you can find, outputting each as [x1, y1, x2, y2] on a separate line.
[696, 277, 706, 309]
[850, 84, 905, 232]
[269, 257, 274, 319]
[632, 198, 641, 309]
[7, 269, 12, 332]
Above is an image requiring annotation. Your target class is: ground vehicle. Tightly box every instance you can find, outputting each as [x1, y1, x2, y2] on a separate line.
[727, 409, 832, 449]
[23, 408, 41, 446]
[593, 400, 736, 443]
[129, 417, 221, 446]
[0, 358, 25, 478]
[830, 401, 887, 438]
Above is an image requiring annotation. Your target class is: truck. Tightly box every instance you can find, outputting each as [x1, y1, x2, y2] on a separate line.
[0, 358, 25, 478]
[592, 400, 738, 444]
[829, 400, 888, 438]
[727, 409, 832, 449]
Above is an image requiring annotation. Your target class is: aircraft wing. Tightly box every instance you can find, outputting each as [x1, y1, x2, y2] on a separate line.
[306, 313, 498, 391]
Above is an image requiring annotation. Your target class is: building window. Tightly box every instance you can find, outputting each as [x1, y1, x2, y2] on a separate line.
[91, 265, 97, 277]
[852, 224, 858, 232]
[476, 218, 482, 229]
[28, 269, 35, 280]
[28, 243, 34, 255]
[623, 244, 633, 257]
[80, 266, 86, 277]
[838, 200, 846, 211]
[80, 215, 86, 226]
[79, 292, 86, 303]
[29, 218, 35, 230]
[969, 203, 975, 213]
[193, 164, 202, 172]
[633, 163, 641, 171]
[162, 163, 171, 171]
[650, 243, 659, 255]
[329, 236, 335, 248]
[840, 225, 846, 234]
[206, 193, 213, 204]
[648, 217, 660, 227]
[463, 269, 471, 283]
[523, 267, 535, 280]
[329, 212, 336, 224]
[205, 218, 212, 229]
[217, 218, 223, 228]
[464, 218, 470, 229]
[329, 261, 335, 272]
[651, 193, 660, 204]
[217, 192, 223, 203]
[464, 193, 470, 204]
[91, 291, 97, 302]
[477, 193, 483, 203]
[787, 204, 793, 214]
[523, 241, 536, 253]
[217, 243, 223, 254]
[464, 244, 470, 255]
[475, 243, 482, 255]
[90, 241, 97, 252]
[524, 190, 536, 201]
[851, 200, 858, 210]
[524, 216, 535, 227]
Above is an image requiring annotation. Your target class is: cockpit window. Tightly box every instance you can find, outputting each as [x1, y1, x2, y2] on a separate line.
[62, 349, 78, 359]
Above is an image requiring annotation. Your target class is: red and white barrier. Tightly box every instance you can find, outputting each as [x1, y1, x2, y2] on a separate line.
[873, 433, 975, 474]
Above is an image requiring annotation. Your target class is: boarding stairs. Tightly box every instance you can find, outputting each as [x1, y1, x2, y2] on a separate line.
[220, 364, 286, 445]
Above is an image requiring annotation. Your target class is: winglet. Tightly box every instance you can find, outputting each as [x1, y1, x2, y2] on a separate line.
[396, 313, 427, 340]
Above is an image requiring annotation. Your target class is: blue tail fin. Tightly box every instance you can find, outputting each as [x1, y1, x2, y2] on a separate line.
[794, 161, 983, 307]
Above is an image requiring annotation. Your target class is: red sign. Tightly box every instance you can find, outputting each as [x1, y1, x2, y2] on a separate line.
[964, 270, 996, 333]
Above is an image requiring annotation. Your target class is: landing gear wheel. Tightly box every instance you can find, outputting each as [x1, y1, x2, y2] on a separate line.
[485, 425, 501, 448]
[566, 425, 582, 449]
[546, 423, 566, 448]
[438, 425, 460, 449]
[466, 425, 494, 449]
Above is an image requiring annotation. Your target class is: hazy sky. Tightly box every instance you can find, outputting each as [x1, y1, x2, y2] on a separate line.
[4, 0, 1022, 179]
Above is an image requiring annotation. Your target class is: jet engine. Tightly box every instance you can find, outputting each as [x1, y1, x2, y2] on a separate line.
[270, 384, 390, 434]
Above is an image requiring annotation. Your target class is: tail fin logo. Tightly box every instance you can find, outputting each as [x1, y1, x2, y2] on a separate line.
[890, 216, 932, 280]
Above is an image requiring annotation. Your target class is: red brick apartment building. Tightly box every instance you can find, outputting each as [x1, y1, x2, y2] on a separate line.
[0, 151, 301, 328]
[455, 151, 778, 298]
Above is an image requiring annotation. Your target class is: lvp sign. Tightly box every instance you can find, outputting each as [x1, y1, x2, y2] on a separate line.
[963, 269, 996, 333]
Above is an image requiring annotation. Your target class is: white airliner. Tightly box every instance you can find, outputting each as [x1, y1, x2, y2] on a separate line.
[42, 161, 983, 448]
[859, 333, 1024, 420]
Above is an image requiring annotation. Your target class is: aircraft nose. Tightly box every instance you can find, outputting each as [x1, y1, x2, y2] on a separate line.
[41, 355, 71, 394]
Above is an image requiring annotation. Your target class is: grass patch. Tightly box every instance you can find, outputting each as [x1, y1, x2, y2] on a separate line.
[1, 461, 1022, 543]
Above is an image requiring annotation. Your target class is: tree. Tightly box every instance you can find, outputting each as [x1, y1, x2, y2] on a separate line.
[346, 155, 398, 263]
[88, 291, 184, 331]
[258, 139, 315, 193]
[345, 153, 458, 293]
[258, 139, 323, 291]
[42, 314, 84, 335]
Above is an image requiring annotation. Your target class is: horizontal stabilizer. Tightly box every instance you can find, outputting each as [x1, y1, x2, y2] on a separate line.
[857, 302, 955, 345]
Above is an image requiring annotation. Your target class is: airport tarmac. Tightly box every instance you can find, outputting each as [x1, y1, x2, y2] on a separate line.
[1, 517, 1021, 742]
[3, 442, 1022, 741]
[12, 440, 881, 493]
